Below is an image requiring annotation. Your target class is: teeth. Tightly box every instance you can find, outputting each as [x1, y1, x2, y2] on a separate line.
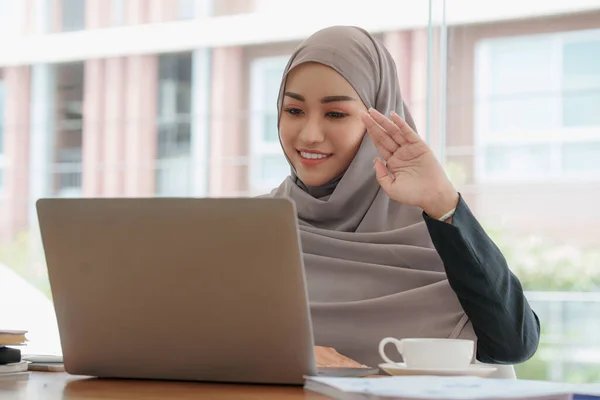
[300, 151, 330, 159]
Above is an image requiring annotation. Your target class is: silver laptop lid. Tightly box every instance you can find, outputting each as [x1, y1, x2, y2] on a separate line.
[36, 197, 317, 384]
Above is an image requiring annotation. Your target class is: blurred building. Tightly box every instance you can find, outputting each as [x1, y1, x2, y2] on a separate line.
[0, 0, 599, 245]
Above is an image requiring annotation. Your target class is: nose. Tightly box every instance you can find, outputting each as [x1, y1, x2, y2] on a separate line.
[299, 116, 325, 144]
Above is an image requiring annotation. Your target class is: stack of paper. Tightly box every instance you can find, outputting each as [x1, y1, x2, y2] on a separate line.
[0, 330, 29, 380]
[0, 331, 27, 346]
[304, 376, 600, 400]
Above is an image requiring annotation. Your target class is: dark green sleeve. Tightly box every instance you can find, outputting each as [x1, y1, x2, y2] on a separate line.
[423, 194, 540, 364]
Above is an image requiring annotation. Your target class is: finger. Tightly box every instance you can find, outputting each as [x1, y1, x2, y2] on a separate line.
[361, 111, 398, 153]
[368, 108, 407, 146]
[390, 111, 422, 144]
[374, 157, 395, 193]
[361, 112, 397, 160]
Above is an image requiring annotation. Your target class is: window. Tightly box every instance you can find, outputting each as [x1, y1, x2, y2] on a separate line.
[474, 29, 600, 181]
[562, 40, 600, 128]
[156, 52, 193, 196]
[249, 56, 290, 195]
[54, 62, 84, 197]
[179, 0, 196, 19]
[60, 0, 86, 32]
[110, 0, 125, 26]
[0, 1, 11, 36]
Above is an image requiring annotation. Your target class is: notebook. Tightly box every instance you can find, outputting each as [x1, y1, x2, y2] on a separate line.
[0, 330, 27, 346]
[304, 376, 600, 400]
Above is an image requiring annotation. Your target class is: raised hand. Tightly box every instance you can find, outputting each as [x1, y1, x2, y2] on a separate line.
[360, 108, 459, 220]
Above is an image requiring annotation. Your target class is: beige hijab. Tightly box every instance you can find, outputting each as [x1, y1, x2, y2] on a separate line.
[267, 26, 475, 368]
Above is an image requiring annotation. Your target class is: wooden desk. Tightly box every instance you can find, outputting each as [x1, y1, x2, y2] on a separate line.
[0, 372, 330, 399]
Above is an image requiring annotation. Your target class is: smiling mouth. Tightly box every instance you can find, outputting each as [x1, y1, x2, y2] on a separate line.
[298, 151, 332, 160]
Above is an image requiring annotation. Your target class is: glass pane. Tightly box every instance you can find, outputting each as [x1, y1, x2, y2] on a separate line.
[159, 53, 193, 115]
[564, 363, 600, 384]
[562, 40, 600, 127]
[54, 62, 84, 196]
[484, 144, 553, 175]
[179, 0, 196, 19]
[111, 0, 125, 26]
[488, 38, 554, 95]
[562, 92, 600, 127]
[564, 300, 600, 348]
[489, 96, 558, 132]
[61, 0, 86, 32]
[486, 37, 559, 132]
[157, 121, 192, 159]
[155, 156, 191, 196]
[157, 52, 193, 164]
[0, 1, 9, 29]
[265, 67, 284, 106]
[562, 142, 600, 172]
[263, 113, 279, 143]
[259, 154, 289, 183]
[252, 59, 286, 148]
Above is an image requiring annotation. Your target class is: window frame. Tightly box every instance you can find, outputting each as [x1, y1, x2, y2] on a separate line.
[248, 55, 291, 195]
[474, 28, 600, 182]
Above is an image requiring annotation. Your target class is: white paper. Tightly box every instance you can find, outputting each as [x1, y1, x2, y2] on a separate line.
[304, 376, 600, 400]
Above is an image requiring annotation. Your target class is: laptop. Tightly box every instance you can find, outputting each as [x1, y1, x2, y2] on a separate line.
[36, 197, 378, 385]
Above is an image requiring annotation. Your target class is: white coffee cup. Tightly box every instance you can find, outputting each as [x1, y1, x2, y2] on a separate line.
[378, 337, 474, 369]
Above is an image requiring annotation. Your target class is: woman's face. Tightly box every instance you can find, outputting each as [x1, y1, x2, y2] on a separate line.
[279, 62, 368, 187]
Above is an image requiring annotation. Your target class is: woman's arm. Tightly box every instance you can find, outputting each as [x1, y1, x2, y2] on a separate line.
[423, 194, 540, 365]
[360, 108, 540, 363]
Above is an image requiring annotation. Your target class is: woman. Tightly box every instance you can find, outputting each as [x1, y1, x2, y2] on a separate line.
[266, 26, 540, 369]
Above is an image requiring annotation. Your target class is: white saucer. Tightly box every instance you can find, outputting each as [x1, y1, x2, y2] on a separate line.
[379, 363, 497, 377]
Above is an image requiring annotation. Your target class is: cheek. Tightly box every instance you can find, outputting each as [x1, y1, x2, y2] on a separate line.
[330, 121, 365, 155]
[278, 121, 298, 153]
[278, 119, 292, 140]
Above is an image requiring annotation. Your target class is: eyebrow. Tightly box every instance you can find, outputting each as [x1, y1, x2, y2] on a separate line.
[284, 92, 357, 103]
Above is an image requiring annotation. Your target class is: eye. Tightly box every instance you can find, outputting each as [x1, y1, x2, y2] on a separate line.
[284, 107, 303, 116]
[326, 111, 348, 119]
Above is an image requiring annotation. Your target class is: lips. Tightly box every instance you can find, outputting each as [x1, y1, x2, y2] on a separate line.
[296, 150, 332, 167]
[299, 151, 332, 160]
